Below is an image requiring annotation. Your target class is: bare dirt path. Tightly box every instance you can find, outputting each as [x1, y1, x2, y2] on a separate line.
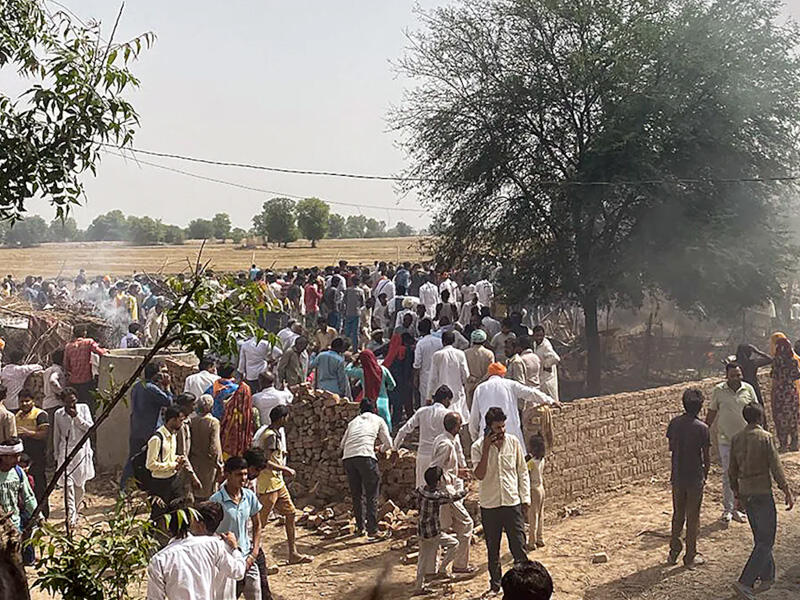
[30, 453, 800, 599]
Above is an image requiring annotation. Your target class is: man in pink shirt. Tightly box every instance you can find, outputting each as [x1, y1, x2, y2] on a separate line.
[303, 280, 322, 329]
[63, 327, 105, 416]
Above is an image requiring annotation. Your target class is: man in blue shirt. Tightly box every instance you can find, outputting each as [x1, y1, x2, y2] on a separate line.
[120, 361, 173, 490]
[211, 456, 264, 600]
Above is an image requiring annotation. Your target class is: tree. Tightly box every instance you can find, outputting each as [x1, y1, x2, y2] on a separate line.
[186, 218, 215, 240]
[343, 215, 367, 239]
[86, 210, 129, 241]
[364, 218, 386, 238]
[126, 216, 162, 245]
[5, 215, 48, 247]
[48, 217, 82, 242]
[1, 2, 153, 222]
[327, 213, 345, 239]
[252, 197, 298, 247]
[395, 0, 800, 394]
[392, 221, 415, 237]
[231, 227, 247, 244]
[162, 225, 185, 245]
[212, 212, 232, 242]
[295, 197, 330, 247]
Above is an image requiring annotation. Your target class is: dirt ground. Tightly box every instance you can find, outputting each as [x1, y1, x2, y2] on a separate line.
[28, 453, 800, 599]
[0, 237, 429, 278]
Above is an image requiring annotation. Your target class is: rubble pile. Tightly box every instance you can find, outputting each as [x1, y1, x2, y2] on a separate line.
[294, 499, 417, 541]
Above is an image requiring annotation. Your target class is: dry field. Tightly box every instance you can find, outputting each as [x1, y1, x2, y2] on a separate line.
[0, 237, 430, 278]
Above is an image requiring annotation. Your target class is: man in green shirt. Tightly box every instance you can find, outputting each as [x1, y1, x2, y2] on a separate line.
[0, 437, 36, 532]
[729, 402, 794, 600]
[706, 363, 757, 523]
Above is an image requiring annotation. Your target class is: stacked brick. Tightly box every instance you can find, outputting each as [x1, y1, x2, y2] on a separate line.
[284, 383, 418, 508]
[544, 375, 774, 508]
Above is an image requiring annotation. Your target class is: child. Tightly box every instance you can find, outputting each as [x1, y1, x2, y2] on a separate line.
[414, 465, 468, 594]
[526, 434, 546, 549]
[18, 453, 36, 565]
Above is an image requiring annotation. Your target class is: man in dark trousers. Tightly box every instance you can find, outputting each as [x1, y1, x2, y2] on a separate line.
[730, 402, 794, 600]
[666, 388, 710, 568]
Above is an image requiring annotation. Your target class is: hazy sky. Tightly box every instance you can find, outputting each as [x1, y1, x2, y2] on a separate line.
[20, 1, 445, 230]
[12, 0, 800, 230]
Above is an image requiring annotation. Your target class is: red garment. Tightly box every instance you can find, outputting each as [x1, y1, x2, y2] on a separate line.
[220, 382, 255, 458]
[64, 338, 105, 385]
[359, 349, 382, 401]
[382, 333, 407, 368]
[304, 283, 322, 312]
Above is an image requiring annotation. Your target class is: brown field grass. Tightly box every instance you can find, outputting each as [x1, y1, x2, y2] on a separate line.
[0, 237, 430, 278]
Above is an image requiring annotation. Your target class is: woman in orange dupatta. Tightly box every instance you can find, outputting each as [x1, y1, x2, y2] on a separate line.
[220, 382, 256, 459]
[770, 332, 800, 451]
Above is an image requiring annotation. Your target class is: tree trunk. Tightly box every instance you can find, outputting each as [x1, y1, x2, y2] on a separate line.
[311, 239, 317, 248]
[583, 292, 602, 396]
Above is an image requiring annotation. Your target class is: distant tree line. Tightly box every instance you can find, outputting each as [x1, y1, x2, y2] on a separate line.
[0, 198, 418, 247]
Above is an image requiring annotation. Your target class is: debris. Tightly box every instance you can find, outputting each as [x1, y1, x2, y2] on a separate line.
[592, 552, 609, 564]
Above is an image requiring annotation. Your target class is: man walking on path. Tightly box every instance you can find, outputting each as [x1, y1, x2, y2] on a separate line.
[428, 331, 470, 422]
[666, 388, 710, 568]
[730, 402, 794, 600]
[472, 407, 529, 594]
[707, 362, 756, 524]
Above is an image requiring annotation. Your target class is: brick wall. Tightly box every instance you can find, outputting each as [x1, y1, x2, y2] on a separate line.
[543, 374, 773, 508]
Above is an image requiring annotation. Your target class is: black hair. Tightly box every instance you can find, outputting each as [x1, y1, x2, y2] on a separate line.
[418, 318, 432, 335]
[682, 388, 704, 417]
[19, 389, 33, 400]
[0, 436, 21, 448]
[18, 453, 31, 467]
[243, 448, 268, 470]
[258, 371, 275, 388]
[441, 330, 456, 346]
[164, 498, 194, 539]
[224, 456, 249, 473]
[742, 402, 763, 425]
[443, 412, 461, 434]
[199, 357, 216, 371]
[485, 406, 507, 428]
[424, 465, 443, 488]
[725, 362, 741, 373]
[0, 384, 6, 400]
[501, 318, 513, 328]
[532, 325, 545, 334]
[144, 362, 162, 381]
[163, 405, 183, 423]
[195, 501, 224, 533]
[218, 363, 236, 379]
[269, 404, 290, 424]
[501, 560, 554, 600]
[433, 385, 453, 404]
[360, 398, 376, 414]
[128, 322, 141, 334]
[331, 337, 346, 353]
[529, 433, 546, 460]
[60, 386, 77, 401]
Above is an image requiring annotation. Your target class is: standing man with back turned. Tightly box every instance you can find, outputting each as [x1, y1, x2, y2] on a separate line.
[729, 402, 794, 600]
[666, 388, 710, 568]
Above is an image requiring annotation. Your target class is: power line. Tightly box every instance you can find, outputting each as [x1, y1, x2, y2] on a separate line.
[104, 150, 429, 214]
[101, 144, 800, 187]
[101, 144, 430, 183]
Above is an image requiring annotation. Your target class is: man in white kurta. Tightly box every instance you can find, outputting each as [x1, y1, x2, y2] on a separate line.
[393, 387, 466, 487]
[439, 274, 460, 308]
[427, 332, 470, 422]
[418, 279, 440, 319]
[532, 326, 561, 401]
[413, 320, 443, 403]
[469, 366, 560, 449]
[54, 389, 95, 527]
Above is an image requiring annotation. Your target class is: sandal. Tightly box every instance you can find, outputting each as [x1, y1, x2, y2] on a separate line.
[452, 566, 478, 574]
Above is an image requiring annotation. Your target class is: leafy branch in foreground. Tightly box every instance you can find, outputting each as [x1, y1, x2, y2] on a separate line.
[1, 0, 154, 221]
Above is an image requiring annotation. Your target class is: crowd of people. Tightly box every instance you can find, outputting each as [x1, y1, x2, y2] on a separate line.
[0, 261, 797, 599]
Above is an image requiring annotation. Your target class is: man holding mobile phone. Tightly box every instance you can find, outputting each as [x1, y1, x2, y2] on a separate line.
[472, 407, 529, 595]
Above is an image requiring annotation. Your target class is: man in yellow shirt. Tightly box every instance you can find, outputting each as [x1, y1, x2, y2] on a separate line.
[145, 405, 187, 521]
[254, 405, 311, 564]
